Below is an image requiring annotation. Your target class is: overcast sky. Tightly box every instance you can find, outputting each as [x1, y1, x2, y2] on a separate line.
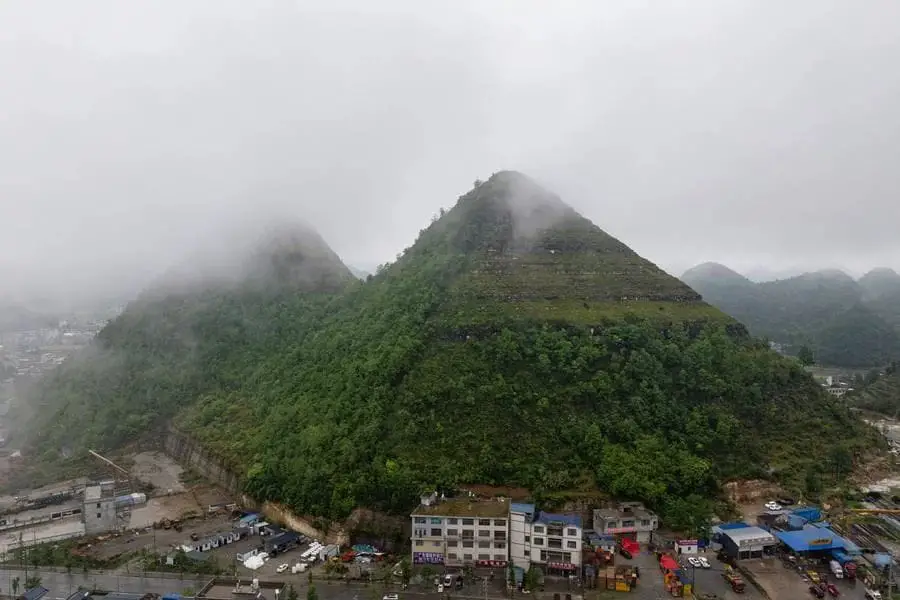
[2, 0, 900, 306]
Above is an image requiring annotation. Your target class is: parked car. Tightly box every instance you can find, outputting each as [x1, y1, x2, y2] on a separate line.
[810, 586, 825, 599]
[698, 556, 711, 569]
[826, 584, 840, 597]
[765, 501, 783, 511]
[383, 595, 399, 600]
[688, 557, 702, 568]
[276, 563, 289, 573]
[864, 590, 882, 600]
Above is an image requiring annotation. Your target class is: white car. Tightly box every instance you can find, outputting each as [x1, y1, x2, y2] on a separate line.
[865, 590, 882, 600]
[688, 557, 702, 568]
[383, 595, 399, 600]
[765, 501, 783, 511]
[698, 556, 711, 569]
[276, 563, 289, 573]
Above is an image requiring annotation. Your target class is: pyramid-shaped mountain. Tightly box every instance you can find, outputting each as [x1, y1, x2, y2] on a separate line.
[394, 171, 720, 327]
[26, 172, 880, 526]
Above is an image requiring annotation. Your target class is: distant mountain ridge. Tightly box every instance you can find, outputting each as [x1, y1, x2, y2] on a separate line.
[682, 263, 900, 367]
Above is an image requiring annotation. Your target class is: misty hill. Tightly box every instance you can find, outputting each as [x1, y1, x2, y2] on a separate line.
[0, 301, 57, 333]
[683, 264, 900, 367]
[26, 172, 878, 527]
[23, 224, 353, 458]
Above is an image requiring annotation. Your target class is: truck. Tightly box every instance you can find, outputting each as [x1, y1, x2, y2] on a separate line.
[722, 566, 746, 593]
[844, 562, 857, 581]
[829, 560, 844, 579]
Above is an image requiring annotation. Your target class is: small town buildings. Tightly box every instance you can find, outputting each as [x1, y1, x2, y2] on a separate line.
[510, 502, 583, 574]
[410, 492, 510, 567]
[675, 539, 698, 555]
[181, 528, 248, 553]
[593, 502, 658, 543]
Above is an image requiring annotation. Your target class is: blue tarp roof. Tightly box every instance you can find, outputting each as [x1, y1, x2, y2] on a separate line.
[875, 553, 893, 568]
[718, 522, 750, 530]
[511, 503, 536, 515]
[776, 526, 848, 552]
[535, 511, 582, 528]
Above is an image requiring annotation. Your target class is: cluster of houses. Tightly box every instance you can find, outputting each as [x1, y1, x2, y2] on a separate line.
[410, 492, 661, 578]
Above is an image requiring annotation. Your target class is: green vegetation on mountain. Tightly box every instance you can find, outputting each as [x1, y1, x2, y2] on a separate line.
[25, 172, 882, 526]
[848, 362, 900, 417]
[682, 264, 900, 367]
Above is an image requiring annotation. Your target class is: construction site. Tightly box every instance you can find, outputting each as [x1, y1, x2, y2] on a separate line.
[0, 450, 234, 563]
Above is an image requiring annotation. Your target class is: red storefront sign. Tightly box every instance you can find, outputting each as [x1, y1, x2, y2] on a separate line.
[475, 560, 508, 568]
[547, 562, 577, 572]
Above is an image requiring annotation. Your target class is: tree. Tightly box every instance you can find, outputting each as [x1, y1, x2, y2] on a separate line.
[399, 558, 411, 587]
[24, 575, 42, 590]
[307, 569, 313, 584]
[524, 567, 540, 592]
[306, 585, 318, 600]
[286, 585, 299, 600]
[797, 345, 815, 366]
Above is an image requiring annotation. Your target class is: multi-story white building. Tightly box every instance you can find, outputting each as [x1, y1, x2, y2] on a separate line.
[593, 502, 658, 544]
[410, 493, 510, 567]
[510, 503, 583, 575]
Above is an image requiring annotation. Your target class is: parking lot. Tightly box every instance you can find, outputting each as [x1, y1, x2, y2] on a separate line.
[599, 548, 758, 600]
[741, 556, 869, 600]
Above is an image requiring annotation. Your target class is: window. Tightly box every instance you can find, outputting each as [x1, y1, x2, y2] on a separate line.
[540, 550, 547, 561]
[567, 541, 577, 549]
[533, 537, 544, 545]
[414, 517, 426, 524]
[622, 520, 635, 528]
[479, 541, 490, 548]
[479, 519, 491, 526]
[96, 503, 101, 509]
[415, 540, 424, 547]
[414, 529, 427, 537]
[447, 529, 458, 537]
[448, 518, 458, 525]
[447, 541, 458, 547]
[462, 518, 474, 525]
[479, 530, 490, 537]
[478, 554, 490, 560]
[606, 521, 618, 529]
[640, 520, 650, 527]
[430, 528, 441, 536]
[96, 512, 102, 518]
[567, 528, 577, 536]
[524, 535, 531, 543]
[494, 542, 506, 549]
[548, 539, 562, 549]
[464, 554, 473, 561]
[533, 526, 544, 533]
[495, 519, 507, 527]
[524, 550, 530, 556]
[463, 541, 474, 548]
[448, 553, 458, 560]
[494, 531, 507, 540]
[431, 518, 442, 524]
[432, 541, 441, 547]
[462, 529, 474, 538]
[494, 554, 505, 561]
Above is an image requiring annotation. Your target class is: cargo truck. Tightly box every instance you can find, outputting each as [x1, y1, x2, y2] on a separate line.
[829, 560, 844, 579]
[722, 566, 746, 593]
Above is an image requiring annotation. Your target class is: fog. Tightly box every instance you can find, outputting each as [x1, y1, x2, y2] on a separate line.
[2, 0, 900, 310]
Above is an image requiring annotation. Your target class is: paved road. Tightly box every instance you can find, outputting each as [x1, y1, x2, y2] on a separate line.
[0, 569, 207, 598]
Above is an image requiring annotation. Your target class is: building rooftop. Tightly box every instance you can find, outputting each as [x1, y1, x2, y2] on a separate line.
[412, 497, 510, 518]
[722, 526, 778, 545]
[594, 503, 656, 520]
[84, 486, 102, 501]
[510, 503, 536, 515]
[774, 525, 849, 552]
[535, 511, 582, 528]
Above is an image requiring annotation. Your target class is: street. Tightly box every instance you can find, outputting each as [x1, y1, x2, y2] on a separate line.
[0, 569, 207, 599]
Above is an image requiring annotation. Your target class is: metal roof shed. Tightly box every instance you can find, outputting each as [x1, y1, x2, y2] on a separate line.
[775, 527, 846, 553]
[721, 526, 778, 559]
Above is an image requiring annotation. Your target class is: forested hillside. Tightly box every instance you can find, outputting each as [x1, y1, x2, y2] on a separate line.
[849, 363, 900, 417]
[683, 265, 900, 367]
[26, 172, 882, 527]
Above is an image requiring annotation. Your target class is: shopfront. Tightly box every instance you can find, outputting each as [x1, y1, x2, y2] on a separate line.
[413, 552, 444, 564]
